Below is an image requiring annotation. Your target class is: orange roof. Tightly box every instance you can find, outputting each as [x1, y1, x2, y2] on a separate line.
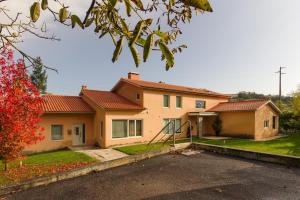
[112, 78, 229, 98]
[41, 95, 95, 113]
[81, 89, 144, 110]
[208, 99, 281, 112]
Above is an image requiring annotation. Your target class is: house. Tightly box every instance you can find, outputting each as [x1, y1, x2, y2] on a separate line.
[25, 72, 281, 152]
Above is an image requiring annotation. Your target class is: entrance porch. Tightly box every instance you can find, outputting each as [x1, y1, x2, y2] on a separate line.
[188, 112, 217, 137]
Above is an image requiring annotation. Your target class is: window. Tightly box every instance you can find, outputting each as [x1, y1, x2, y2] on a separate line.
[163, 95, 170, 107]
[163, 118, 181, 134]
[100, 121, 103, 137]
[176, 96, 182, 108]
[112, 120, 143, 138]
[51, 125, 63, 140]
[136, 93, 140, 100]
[264, 120, 269, 128]
[272, 116, 276, 129]
[196, 100, 206, 109]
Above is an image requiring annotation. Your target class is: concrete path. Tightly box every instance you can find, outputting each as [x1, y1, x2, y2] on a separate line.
[76, 148, 128, 162]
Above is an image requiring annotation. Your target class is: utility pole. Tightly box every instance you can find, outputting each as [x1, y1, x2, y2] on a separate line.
[276, 66, 286, 102]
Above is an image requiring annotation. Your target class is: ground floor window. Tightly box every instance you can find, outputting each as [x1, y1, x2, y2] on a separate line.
[163, 118, 182, 134]
[112, 120, 143, 138]
[264, 120, 269, 128]
[51, 125, 64, 140]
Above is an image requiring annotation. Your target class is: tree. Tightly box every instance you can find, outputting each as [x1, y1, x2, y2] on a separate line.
[212, 115, 222, 136]
[31, 57, 48, 94]
[0, 0, 213, 70]
[0, 47, 44, 171]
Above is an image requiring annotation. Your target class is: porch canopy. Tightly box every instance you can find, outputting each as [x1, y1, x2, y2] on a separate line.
[188, 112, 217, 117]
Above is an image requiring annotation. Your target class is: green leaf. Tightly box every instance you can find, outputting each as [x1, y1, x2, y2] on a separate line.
[71, 15, 84, 29]
[112, 36, 125, 63]
[109, 0, 118, 9]
[154, 30, 169, 42]
[129, 44, 140, 67]
[131, 0, 144, 10]
[30, 2, 40, 22]
[85, 18, 94, 27]
[59, 8, 69, 23]
[143, 34, 154, 62]
[158, 40, 174, 70]
[120, 18, 129, 34]
[185, 0, 213, 12]
[129, 20, 145, 46]
[41, 0, 48, 10]
[124, 0, 132, 16]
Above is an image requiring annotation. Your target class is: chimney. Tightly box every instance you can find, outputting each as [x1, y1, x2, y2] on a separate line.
[81, 85, 87, 90]
[128, 72, 140, 80]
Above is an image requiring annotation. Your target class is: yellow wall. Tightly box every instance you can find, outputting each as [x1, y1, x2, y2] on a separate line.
[255, 104, 279, 139]
[219, 111, 255, 138]
[25, 113, 95, 153]
[103, 89, 228, 147]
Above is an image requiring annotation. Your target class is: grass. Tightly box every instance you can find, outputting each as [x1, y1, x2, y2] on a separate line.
[114, 137, 197, 155]
[0, 149, 96, 186]
[197, 133, 300, 157]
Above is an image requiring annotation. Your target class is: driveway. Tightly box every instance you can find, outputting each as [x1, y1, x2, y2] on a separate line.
[4, 151, 300, 200]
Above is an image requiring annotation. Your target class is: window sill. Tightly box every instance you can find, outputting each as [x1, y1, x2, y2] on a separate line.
[112, 136, 143, 140]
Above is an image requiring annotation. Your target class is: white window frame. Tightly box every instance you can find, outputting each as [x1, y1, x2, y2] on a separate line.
[195, 100, 206, 109]
[163, 118, 182, 134]
[163, 94, 170, 108]
[176, 96, 182, 108]
[264, 120, 269, 128]
[111, 119, 143, 139]
[51, 124, 64, 141]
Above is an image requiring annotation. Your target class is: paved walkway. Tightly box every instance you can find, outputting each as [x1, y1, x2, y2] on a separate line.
[76, 148, 128, 162]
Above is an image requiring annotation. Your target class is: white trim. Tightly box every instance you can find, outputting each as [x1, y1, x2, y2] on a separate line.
[111, 119, 144, 139]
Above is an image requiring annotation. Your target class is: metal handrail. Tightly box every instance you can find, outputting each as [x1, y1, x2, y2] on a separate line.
[163, 120, 192, 146]
[147, 120, 175, 146]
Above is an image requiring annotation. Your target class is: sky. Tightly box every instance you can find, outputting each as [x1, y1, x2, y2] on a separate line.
[5, 0, 300, 96]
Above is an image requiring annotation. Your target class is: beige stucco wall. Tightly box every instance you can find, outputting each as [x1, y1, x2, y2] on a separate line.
[255, 104, 279, 140]
[219, 111, 255, 138]
[114, 82, 144, 106]
[25, 113, 95, 153]
[103, 89, 228, 147]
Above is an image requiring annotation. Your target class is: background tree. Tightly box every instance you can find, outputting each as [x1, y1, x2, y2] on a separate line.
[0, 0, 213, 70]
[0, 47, 44, 171]
[31, 57, 47, 94]
[212, 115, 222, 136]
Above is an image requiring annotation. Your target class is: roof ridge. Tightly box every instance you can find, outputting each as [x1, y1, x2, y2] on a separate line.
[43, 94, 82, 98]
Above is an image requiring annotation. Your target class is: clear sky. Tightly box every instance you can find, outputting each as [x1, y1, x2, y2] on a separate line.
[7, 0, 300, 96]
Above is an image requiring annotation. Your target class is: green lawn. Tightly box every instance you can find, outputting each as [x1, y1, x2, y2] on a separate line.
[197, 134, 300, 157]
[114, 138, 195, 155]
[0, 149, 96, 186]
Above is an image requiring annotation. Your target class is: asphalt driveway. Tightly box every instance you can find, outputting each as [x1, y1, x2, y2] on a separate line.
[4, 151, 300, 200]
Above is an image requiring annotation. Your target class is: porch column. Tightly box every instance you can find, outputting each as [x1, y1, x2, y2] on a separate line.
[197, 116, 204, 137]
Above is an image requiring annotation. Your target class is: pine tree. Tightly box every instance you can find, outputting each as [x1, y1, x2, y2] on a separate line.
[31, 57, 47, 94]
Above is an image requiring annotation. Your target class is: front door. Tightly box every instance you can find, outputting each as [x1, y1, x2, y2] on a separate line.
[72, 124, 85, 146]
[197, 117, 203, 137]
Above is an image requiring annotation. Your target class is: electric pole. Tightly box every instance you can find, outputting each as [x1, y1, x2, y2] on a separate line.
[276, 66, 286, 102]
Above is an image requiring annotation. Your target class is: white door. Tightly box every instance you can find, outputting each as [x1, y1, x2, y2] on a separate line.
[197, 117, 203, 137]
[73, 124, 84, 146]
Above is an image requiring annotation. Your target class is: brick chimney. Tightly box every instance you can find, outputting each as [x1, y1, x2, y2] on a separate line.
[81, 85, 87, 91]
[128, 72, 140, 80]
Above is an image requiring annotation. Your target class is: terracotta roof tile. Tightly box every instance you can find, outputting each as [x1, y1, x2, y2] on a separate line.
[41, 95, 95, 113]
[114, 78, 229, 98]
[208, 99, 270, 112]
[82, 89, 144, 110]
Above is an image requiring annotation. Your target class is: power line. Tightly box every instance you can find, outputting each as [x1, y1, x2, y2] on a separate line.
[275, 66, 286, 102]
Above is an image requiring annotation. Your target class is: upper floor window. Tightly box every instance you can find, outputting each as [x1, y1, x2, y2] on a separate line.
[163, 95, 170, 107]
[264, 120, 269, 128]
[136, 93, 141, 100]
[196, 100, 206, 109]
[176, 96, 182, 108]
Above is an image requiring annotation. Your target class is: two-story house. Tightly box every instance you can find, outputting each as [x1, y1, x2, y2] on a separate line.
[26, 72, 281, 152]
